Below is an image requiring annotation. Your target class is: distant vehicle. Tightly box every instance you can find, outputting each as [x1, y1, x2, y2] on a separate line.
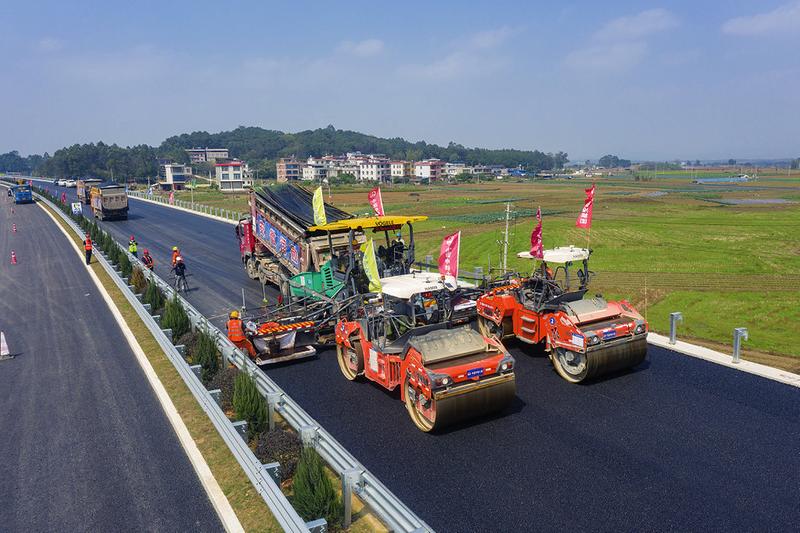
[11, 184, 33, 204]
[65, 179, 77, 188]
[57, 179, 67, 186]
[76, 178, 103, 204]
[52, 179, 59, 185]
[90, 185, 128, 220]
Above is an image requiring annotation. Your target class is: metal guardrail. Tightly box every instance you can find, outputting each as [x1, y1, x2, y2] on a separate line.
[34, 191, 314, 533]
[127, 190, 246, 222]
[38, 189, 434, 532]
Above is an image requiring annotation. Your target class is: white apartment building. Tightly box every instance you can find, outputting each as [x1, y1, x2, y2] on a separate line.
[390, 161, 413, 181]
[215, 160, 251, 191]
[302, 163, 327, 181]
[414, 159, 444, 182]
[185, 148, 230, 163]
[445, 162, 467, 177]
[163, 164, 192, 189]
[359, 161, 390, 182]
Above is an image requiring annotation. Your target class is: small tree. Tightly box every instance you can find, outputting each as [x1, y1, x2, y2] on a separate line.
[161, 293, 190, 341]
[143, 276, 165, 313]
[130, 266, 148, 293]
[119, 252, 132, 278]
[209, 366, 239, 413]
[194, 328, 220, 383]
[293, 448, 342, 526]
[233, 371, 267, 439]
[255, 429, 302, 481]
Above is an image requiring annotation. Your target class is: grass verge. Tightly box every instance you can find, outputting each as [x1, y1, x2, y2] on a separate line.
[41, 201, 281, 532]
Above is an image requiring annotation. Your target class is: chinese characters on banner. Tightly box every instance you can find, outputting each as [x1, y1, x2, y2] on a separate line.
[530, 207, 543, 258]
[368, 187, 385, 216]
[575, 184, 596, 229]
[438, 231, 461, 278]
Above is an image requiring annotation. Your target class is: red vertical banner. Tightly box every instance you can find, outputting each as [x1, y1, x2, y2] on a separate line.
[575, 184, 596, 228]
[530, 207, 543, 258]
[368, 186, 385, 216]
[169, 190, 175, 205]
[438, 231, 461, 278]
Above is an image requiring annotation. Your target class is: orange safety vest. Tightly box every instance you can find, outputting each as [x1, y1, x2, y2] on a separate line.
[227, 319, 246, 342]
[85, 238, 93, 251]
[171, 250, 179, 266]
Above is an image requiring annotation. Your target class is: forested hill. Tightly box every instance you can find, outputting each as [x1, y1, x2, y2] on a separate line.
[3, 125, 568, 180]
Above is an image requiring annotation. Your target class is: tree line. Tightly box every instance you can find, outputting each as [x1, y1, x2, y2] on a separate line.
[2, 125, 569, 180]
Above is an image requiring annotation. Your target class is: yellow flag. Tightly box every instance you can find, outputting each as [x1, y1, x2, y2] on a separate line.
[312, 186, 327, 226]
[361, 239, 382, 293]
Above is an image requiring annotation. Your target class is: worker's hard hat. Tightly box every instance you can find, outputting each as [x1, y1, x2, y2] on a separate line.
[172, 246, 178, 251]
[143, 249, 149, 254]
[230, 310, 239, 318]
[130, 235, 135, 240]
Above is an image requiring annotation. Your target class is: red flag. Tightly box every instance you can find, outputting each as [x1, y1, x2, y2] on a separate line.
[368, 187, 384, 216]
[169, 190, 175, 205]
[575, 184, 596, 229]
[438, 231, 461, 278]
[530, 207, 543, 259]
[60, 192, 66, 204]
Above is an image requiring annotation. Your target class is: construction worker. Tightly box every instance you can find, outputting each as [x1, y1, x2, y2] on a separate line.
[128, 235, 138, 257]
[171, 246, 180, 267]
[84, 233, 93, 265]
[171, 256, 188, 292]
[142, 249, 154, 270]
[227, 310, 257, 358]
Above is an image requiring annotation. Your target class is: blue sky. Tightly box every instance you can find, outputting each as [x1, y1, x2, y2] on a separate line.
[1, 0, 798, 160]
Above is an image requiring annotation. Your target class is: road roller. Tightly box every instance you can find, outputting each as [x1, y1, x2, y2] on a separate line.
[477, 246, 648, 383]
[335, 299, 516, 432]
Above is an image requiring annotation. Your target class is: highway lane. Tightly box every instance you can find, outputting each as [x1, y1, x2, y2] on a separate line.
[43, 183, 800, 531]
[0, 191, 222, 531]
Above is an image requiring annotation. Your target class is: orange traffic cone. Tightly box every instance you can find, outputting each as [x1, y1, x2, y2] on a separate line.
[11, 250, 17, 264]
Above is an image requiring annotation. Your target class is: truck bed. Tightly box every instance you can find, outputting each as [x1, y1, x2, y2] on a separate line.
[256, 184, 352, 231]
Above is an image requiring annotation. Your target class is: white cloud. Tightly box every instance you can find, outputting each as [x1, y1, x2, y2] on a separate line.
[594, 8, 678, 41]
[470, 26, 515, 49]
[337, 38, 384, 57]
[564, 41, 648, 71]
[722, 1, 800, 36]
[56, 45, 171, 83]
[398, 52, 470, 81]
[37, 37, 63, 52]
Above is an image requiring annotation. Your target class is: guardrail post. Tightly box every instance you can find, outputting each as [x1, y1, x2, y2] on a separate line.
[425, 255, 432, 272]
[262, 462, 281, 484]
[232, 420, 248, 441]
[208, 388, 222, 408]
[142, 303, 151, 312]
[299, 425, 318, 447]
[341, 468, 362, 528]
[161, 328, 173, 341]
[305, 518, 327, 533]
[189, 364, 202, 379]
[266, 392, 281, 431]
[669, 312, 683, 344]
[152, 314, 161, 325]
[174, 344, 186, 357]
[732, 327, 748, 364]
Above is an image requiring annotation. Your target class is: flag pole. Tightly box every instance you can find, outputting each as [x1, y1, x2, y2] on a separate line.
[456, 230, 462, 280]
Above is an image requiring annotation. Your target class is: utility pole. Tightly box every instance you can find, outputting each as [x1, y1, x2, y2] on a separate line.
[502, 202, 511, 272]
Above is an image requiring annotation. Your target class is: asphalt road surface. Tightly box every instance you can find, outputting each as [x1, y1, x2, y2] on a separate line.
[0, 190, 222, 532]
[42, 182, 800, 532]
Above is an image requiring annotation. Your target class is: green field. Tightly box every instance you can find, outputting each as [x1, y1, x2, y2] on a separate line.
[154, 170, 800, 366]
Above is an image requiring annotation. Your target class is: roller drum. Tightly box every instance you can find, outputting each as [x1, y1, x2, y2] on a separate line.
[586, 336, 648, 380]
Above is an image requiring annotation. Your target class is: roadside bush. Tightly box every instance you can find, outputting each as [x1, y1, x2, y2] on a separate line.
[119, 252, 132, 278]
[194, 328, 220, 384]
[293, 448, 342, 526]
[233, 371, 267, 440]
[130, 266, 148, 294]
[143, 276, 165, 313]
[255, 428, 302, 482]
[106, 240, 120, 264]
[176, 330, 199, 360]
[209, 366, 239, 413]
[161, 293, 190, 341]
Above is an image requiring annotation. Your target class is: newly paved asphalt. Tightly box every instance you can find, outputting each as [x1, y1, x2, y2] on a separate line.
[0, 189, 222, 531]
[43, 182, 800, 532]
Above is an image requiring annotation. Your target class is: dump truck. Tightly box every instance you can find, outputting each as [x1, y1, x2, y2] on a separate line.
[336, 299, 516, 432]
[476, 246, 647, 383]
[76, 178, 102, 204]
[11, 184, 33, 204]
[90, 185, 129, 220]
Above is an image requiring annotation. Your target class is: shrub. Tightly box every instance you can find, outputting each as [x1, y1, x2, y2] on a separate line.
[176, 330, 199, 360]
[161, 294, 190, 341]
[209, 366, 239, 413]
[293, 448, 342, 526]
[130, 266, 147, 294]
[143, 275, 165, 313]
[255, 429, 302, 482]
[119, 252, 132, 278]
[233, 371, 267, 440]
[194, 328, 220, 383]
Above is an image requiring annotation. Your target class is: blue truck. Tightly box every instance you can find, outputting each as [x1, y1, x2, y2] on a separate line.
[12, 184, 33, 204]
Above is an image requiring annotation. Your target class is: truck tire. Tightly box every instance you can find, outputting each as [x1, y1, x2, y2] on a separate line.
[245, 257, 259, 280]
